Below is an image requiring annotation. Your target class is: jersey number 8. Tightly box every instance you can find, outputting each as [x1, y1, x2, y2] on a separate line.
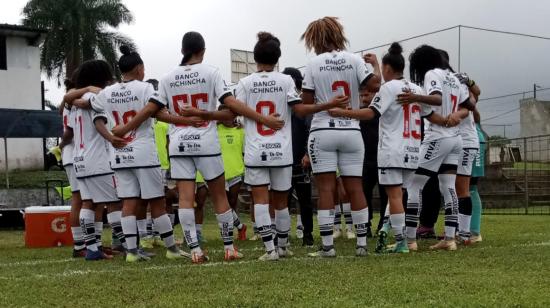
[256, 101, 276, 136]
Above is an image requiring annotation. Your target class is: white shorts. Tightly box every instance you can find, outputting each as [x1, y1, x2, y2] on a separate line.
[114, 167, 164, 200]
[457, 148, 479, 176]
[418, 137, 462, 173]
[65, 165, 79, 192]
[225, 176, 242, 191]
[78, 173, 119, 204]
[245, 167, 292, 192]
[378, 168, 416, 188]
[162, 169, 177, 189]
[308, 130, 364, 177]
[170, 156, 224, 182]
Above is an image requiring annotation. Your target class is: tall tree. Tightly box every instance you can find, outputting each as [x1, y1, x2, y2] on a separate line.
[22, 0, 135, 83]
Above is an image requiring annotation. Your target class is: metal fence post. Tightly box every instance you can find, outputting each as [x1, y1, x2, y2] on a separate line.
[523, 137, 529, 215]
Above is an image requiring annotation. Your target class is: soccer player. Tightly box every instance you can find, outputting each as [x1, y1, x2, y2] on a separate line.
[93, 46, 190, 262]
[470, 109, 486, 243]
[217, 105, 247, 241]
[396, 44, 475, 251]
[329, 42, 427, 253]
[64, 60, 125, 260]
[300, 17, 380, 257]
[113, 33, 281, 263]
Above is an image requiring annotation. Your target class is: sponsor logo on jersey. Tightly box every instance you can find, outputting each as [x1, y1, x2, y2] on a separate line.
[261, 151, 268, 161]
[319, 58, 353, 72]
[171, 72, 206, 87]
[115, 147, 134, 153]
[108, 91, 140, 104]
[180, 134, 201, 140]
[260, 143, 282, 149]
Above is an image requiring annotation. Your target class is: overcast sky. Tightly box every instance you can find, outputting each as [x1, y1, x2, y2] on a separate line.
[2, 0, 550, 137]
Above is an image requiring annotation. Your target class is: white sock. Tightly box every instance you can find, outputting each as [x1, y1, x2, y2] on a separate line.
[178, 208, 200, 252]
[71, 226, 85, 250]
[318, 209, 334, 248]
[275, 208, 291, 248]
[255, 204, 274, 252]
[390, 213, 406, 242]
[94, 221, 103, 248]
[458, 197, 472, 240]
[296, 214, 303, 229]
[439, 174, 459, 240]
[351, 207, 369, 247]
[121, 215, 138, 253]
[232, 209, 243, 229]
[333, 204, 342, 229]
[216, 209, 235, 251]
[80, 209, 97, 252]
[107, 211, 126, 249]
[168, 213, 175, 226]
[342, 202, 353, 231]
[405, 174, 430, 241]
[137, 219, 148, 240]
[146, 213, 154, 238]
[153, 214, 177, 252]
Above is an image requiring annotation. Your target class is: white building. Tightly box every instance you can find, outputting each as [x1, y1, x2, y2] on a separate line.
[0, 24, 47, 171]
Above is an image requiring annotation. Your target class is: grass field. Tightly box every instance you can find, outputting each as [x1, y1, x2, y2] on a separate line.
[1, 214, 550, 307]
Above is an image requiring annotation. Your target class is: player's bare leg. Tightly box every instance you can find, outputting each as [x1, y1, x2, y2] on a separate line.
[308, 172, 337, 257]
[207, 175, 243, 261]
[194, 185, 208, 243]
[341, 176, 369, 257]
[272, 190, 292, 257]
[336, 178, 354, 239]
[69, 191, 85, 257]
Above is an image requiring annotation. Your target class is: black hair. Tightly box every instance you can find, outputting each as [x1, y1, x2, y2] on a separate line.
[382, 42, 405, 73]
[146, 78, 159, 91]
[75, 60, 113, 89]
[181, 31, 205, 65]
[409, 44, 446, 85]
[282, 67, 303, 91]
[118, 45, 143, 73]
[253, 32, 281, 66]
[438, 49, 455, 73]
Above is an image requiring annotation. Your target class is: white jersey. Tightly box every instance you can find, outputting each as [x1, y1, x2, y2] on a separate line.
[422, 68, 470, 142]
[91, 80, 160, 169]
[370, 79, 426, 170]
[157, 63, 232, 157]
[61, 107, 75, 166]
[455, 78, 479, 149]
[236, 71, 301, 167]
[302, 50, 373, 132]
[71, 93, 112, 178]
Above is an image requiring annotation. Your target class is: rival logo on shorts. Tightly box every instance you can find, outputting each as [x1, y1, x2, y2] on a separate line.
[308, 138, 318, 164]
[424, 141, 438, 160]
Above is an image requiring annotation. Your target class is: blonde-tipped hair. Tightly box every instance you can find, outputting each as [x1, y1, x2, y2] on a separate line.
[301, 17, 348, 54]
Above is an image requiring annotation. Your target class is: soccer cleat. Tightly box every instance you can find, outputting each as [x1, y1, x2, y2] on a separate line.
[407, 241, 418, 252]
[166, 249, 189, 260]
[356, 246, 368, 257]
[138, 248, 156, 258]
[457, 237, 472, 246]
[249, 234, 260, 241]
[85, 249, 111, 261]
[258, 250, 279, 261]
[224, 248, 244, 261]
[238, 224, 247, 241]
[308, 246, 336, 258]
[72, 248, 86, 258]
[140, 238, 155, 249]
[375, 230, 388, 253]
[191, 251, 209, 264]
[470, 234, 483, 243]
[430, 240, 457, 251]
[333, 229, 342, 239]
[296, 226, 304, 239]
[388, 240, 410, 254]
[125, 252, 149, 262]
[346, 230, 356, 239]
[277, 247, 294, 258]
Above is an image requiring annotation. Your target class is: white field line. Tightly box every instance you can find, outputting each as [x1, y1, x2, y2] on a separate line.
[1, 240, 549, 274]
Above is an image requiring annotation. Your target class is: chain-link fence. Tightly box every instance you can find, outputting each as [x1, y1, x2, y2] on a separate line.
[481, 134, 550, 214]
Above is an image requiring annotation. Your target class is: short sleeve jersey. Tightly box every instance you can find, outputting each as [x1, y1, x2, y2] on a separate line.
[156, 63, 232, 157]
[62, 107, 75, 166]
[236, 72, 301, 167]
[454, 74, 479, 149]
[302, 50, 373, 132]
[369, 79, 425, 169]
[72, 92, 112, 178]
[422, 68, 470, 142]
[91, 80, 161, 169]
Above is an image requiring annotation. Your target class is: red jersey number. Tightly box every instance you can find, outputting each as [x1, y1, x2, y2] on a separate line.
[402, 104, 421, 140]
[112, 110, 137, 142]
[172, 93, 209, 128]
[256, 101, 276, 136]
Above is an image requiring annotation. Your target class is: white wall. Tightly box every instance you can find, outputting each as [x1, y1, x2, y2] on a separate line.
[0, 35, 44, 171]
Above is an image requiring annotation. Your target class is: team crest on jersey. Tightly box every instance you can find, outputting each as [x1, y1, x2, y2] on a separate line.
[431, 80, 437, 86]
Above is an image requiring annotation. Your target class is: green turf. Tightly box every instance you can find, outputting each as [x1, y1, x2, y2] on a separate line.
[1, 170, 68, 189]
[1, 215, 549, 307]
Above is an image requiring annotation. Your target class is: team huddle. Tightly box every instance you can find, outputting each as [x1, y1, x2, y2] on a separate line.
[58, 17, 484, 263]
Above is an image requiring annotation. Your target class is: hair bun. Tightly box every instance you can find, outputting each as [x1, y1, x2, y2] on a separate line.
[257, 31, 279, 45]
[388, 42, 403, 55]
[119, 45, 132, 56]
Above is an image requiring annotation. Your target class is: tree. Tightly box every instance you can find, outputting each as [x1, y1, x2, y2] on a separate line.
[22, 0, 135, 84]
